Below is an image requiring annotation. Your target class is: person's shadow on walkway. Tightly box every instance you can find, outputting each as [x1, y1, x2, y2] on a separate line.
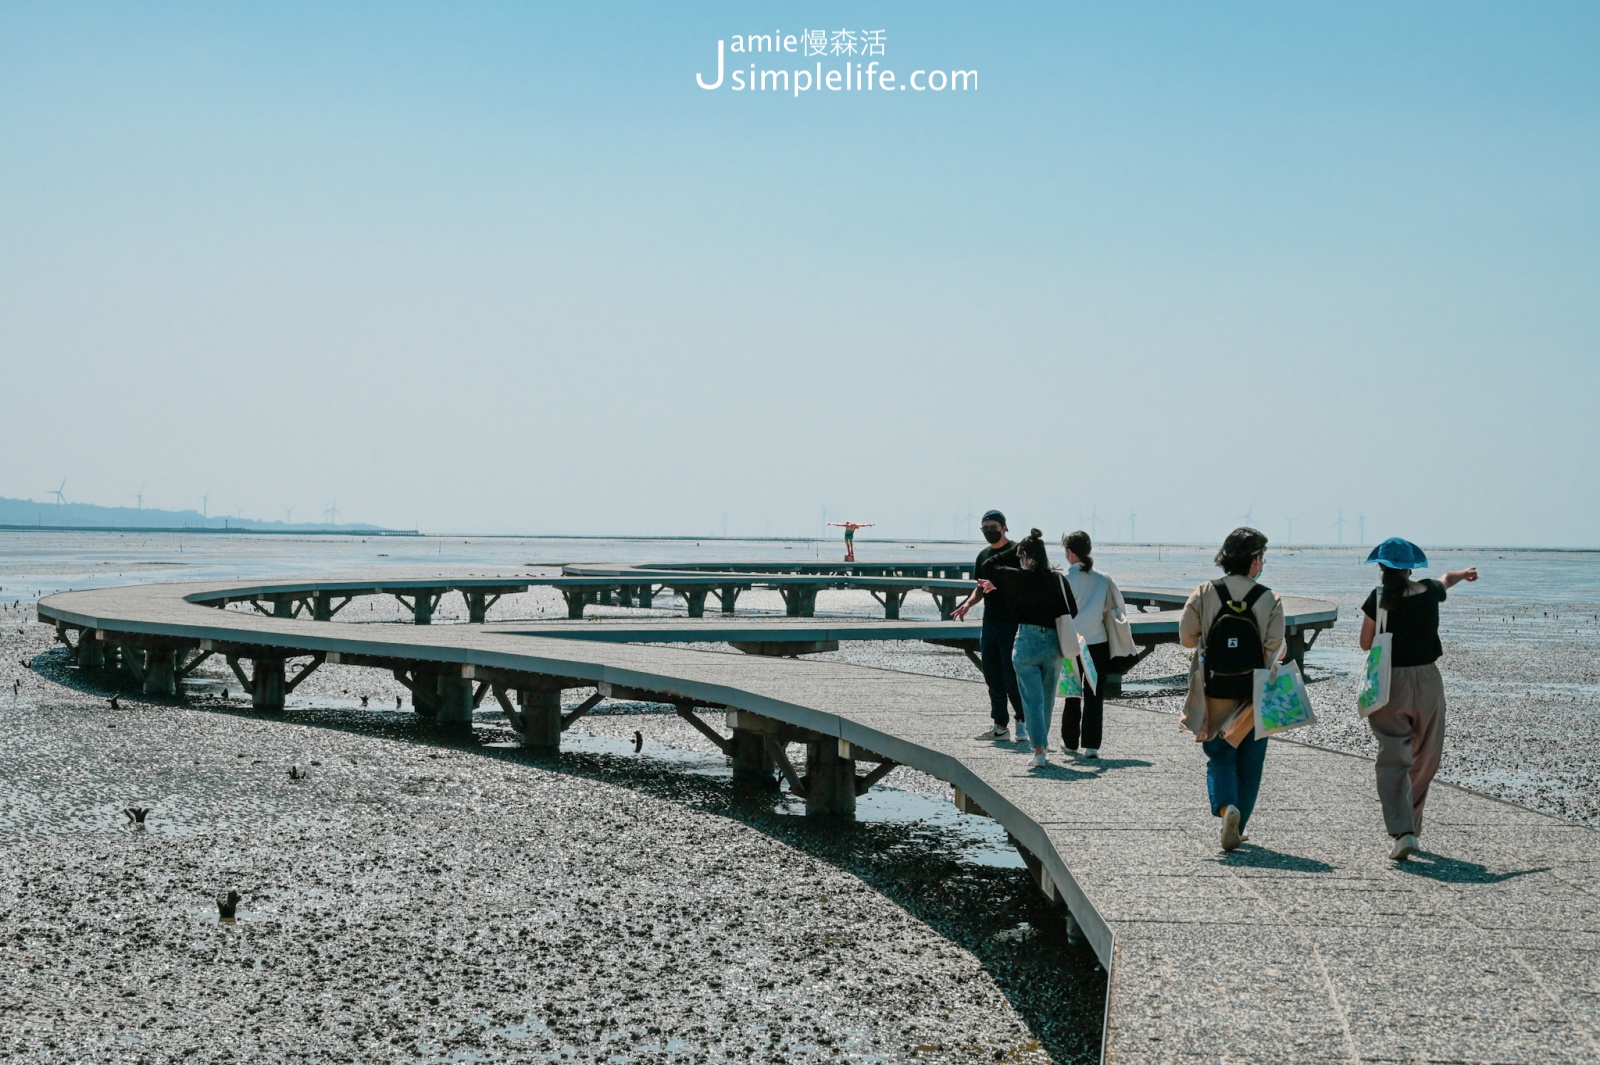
[1398, 851, 1550, 884]
[1218, 844, 1336, 874]
[1074, 757, 1154, 774]
[1025, 763, 1098, 781]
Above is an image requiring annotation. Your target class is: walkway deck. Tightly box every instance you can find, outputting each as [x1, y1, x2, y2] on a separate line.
[35, 579, 1600, 1064]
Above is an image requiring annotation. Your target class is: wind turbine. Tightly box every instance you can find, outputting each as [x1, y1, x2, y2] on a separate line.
[1357, 513, 1367, 545]
[1284, 515, 1300, 545]
[1333, 507, 1352, 546]
[47, 480, 67, 506]
[135, 482, 146, 511]
[284, 506, 294, 524]
[1128, 509, 1137, 543]
[1238, 501, 1257, 526]
[200, 491, 210, 520]
[964, 502, 977, 540]
[1088, 504, 1101, 539]
[324, 502, 340, 525]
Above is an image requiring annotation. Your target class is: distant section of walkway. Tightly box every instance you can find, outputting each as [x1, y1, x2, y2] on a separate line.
[36, 577, 1600, 1064]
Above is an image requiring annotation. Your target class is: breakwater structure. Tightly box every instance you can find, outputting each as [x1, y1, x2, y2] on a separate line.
[36, 564, 1600, 1064]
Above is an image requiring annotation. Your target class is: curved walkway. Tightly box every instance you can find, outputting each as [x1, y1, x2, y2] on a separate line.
[36, 577, 1600, 1065]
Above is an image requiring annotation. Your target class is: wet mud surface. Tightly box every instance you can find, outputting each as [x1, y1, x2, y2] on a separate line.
[1, 615, 1102, 1065]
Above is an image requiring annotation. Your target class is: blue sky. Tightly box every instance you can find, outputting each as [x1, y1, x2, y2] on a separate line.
[2, 2, 1596, 545]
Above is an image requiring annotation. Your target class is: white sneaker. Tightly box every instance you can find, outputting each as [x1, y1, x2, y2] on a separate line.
[1390, 833, 1418, 861]
[1083, 748, 1100, 759]
[975, 725, 1008, 740]
[1032, 752, 1048, 768]
[1220, 805, 1242, 851]
[1015, 729, 1030, 745]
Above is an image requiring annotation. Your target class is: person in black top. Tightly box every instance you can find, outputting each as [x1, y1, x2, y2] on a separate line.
[1359, 537, 1478, 860]
[977, 529, 1075, 767]
[954, 510, 1025, 741]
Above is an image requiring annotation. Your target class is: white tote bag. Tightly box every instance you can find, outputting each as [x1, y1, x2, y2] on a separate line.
[1356, 594, 1393, 717]
[1103, 577, 1139, 662]
[1252, 661, 1316, 738]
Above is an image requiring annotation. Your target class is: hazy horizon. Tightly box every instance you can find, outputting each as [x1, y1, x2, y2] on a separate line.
[4, 3, 1597, 548]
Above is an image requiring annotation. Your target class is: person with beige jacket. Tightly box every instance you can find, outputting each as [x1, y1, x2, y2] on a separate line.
[1179, 527, 1285, 852]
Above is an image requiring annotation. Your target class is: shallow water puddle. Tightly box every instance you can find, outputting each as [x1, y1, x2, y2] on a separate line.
[556, 730, 1025, 869]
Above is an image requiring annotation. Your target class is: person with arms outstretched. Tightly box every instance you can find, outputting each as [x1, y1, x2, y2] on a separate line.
[1359, 537, 1478, 860]
[827, 521, 874, 563]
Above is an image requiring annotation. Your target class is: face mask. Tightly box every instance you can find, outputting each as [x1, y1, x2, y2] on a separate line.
[982, 527, 1004, 544]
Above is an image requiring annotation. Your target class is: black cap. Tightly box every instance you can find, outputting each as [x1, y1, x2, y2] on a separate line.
[981, 510, 1006, 526]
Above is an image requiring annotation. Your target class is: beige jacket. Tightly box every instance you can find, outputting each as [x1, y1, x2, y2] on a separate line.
[1179, 574, 1286, 742]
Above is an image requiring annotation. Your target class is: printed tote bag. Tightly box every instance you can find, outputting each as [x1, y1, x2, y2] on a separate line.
[1252, 661, 1317, 738]
[1356, 594, 1393, 717]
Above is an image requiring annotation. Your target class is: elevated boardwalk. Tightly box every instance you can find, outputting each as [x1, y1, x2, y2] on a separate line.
[35, 577, 1600, 1064]
[174, 570, 1339, 693]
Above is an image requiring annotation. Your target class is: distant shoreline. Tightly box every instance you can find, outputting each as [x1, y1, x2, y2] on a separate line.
[0, 525, 1593, 553]
[0, 524, 419, 537]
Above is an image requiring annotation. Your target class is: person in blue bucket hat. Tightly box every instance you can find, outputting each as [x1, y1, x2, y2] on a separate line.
[1368, 537, 1431, 570]
[1359, 538, 1479, 860]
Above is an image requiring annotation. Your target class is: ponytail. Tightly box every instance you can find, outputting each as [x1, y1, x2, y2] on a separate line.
[1063, 530, 1093, 572]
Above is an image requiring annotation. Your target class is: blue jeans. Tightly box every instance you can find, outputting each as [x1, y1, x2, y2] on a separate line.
[980, 619, 1023, 729]
[1203, 731, 1268, 830]
[1012, 624, 1062, 747]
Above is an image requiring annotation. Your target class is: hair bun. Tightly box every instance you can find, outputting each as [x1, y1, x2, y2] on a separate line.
[1029, 528, 1043, 540]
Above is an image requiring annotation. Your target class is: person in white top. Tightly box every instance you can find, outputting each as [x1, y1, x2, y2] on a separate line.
[1061, 530, 1113, 758]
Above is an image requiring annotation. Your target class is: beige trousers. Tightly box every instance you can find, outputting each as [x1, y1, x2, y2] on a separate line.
[1366, 663, 1447, 837]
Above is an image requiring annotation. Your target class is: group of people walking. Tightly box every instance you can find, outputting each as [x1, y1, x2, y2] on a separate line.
[957, 512, 1477, 860]
[954, 512, 1131, 768]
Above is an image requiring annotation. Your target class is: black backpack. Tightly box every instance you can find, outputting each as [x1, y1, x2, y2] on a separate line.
[1203, 580, 1269, 700]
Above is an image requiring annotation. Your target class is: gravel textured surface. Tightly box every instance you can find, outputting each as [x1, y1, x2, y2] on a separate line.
[1, 611, 1103, 1064]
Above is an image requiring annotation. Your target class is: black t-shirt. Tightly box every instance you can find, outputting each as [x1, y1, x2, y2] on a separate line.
[989, 564, 1076, 628]
[975, 544, 1018, 627]
[1362, 578, 1447, 667]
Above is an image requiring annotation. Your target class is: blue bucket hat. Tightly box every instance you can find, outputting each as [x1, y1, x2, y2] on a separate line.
[1366, 537, 1427, 570]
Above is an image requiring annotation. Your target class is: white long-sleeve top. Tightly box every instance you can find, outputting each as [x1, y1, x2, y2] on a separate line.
[1065, 563, 1110, 644]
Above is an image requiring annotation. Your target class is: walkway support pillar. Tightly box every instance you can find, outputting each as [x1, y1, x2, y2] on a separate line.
[931, 591, 965, 621]
[804, 737, 857, 817]
[515, 688, 563, 750]
[413, 594, 436, 625]
[253, 657, 286, 712]
[142, 647, 177, 697]
[1285, 631, 1313, 670]
[677, 588, 709, 618]
[869, 588, 910, 620]
[716, 585, 742, 615]
[80, 635, 105, 673]
[780, 587, 820, 618]
[464, 591, 501, 624]
[434, 674, 474, 729]
[729, 727, 777, 787]
[560, 590, 589, 620]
